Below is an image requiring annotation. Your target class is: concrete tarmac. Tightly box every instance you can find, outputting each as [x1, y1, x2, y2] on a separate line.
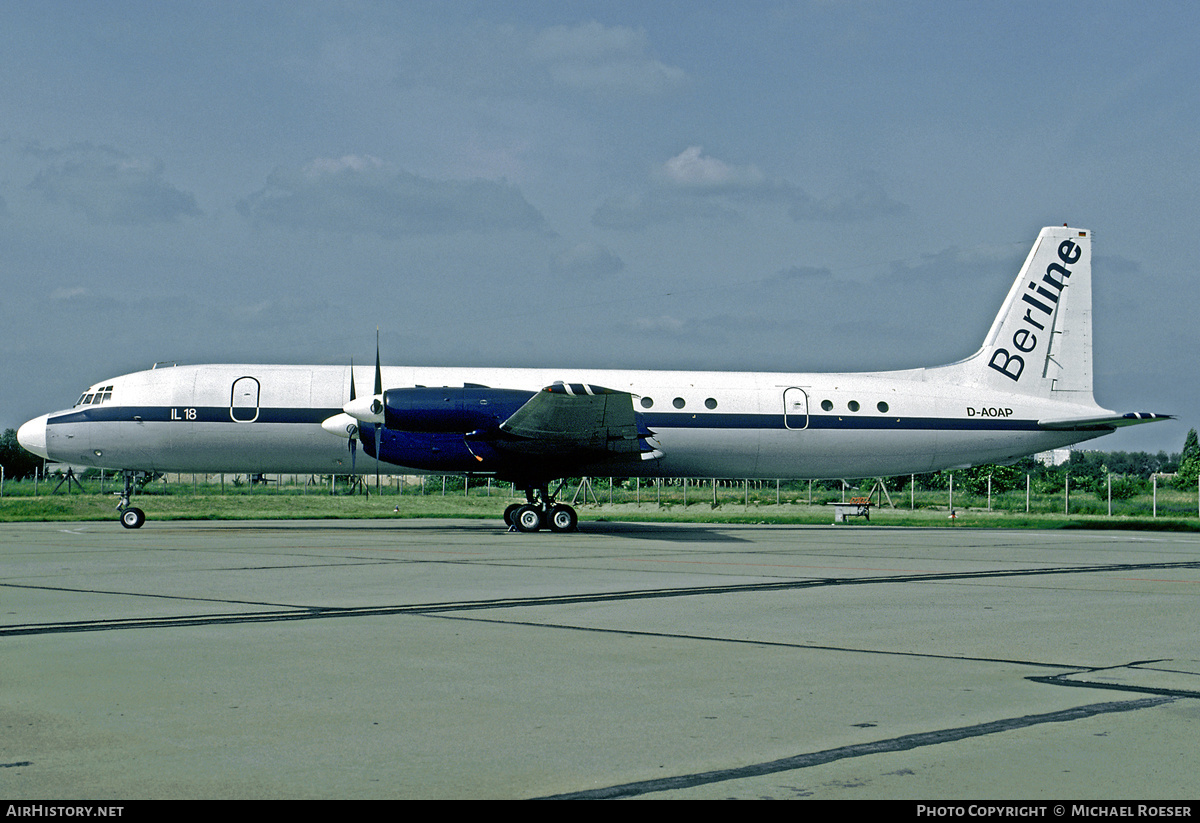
[2, 518, 1198, 799]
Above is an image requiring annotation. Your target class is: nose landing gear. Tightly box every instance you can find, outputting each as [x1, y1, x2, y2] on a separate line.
[117, 470, 148, 529]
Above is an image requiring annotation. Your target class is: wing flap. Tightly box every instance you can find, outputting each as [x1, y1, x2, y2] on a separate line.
[497, 383, 647, 456]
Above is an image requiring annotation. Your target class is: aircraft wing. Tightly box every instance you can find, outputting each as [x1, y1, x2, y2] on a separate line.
[1038, 412, 1173, 431]
[491, 383, 655, 457]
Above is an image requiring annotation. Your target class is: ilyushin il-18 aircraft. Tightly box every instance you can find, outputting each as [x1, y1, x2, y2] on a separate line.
[18, 226, 1170, 532]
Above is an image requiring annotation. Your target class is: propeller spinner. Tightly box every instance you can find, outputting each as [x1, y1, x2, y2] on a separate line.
[320, 331, 384, 492]
[343, 331, 385, 424]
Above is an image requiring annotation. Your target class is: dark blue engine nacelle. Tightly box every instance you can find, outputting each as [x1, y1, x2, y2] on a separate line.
[383, 386, 534, 433]
[357, 386, 537, 473]
[361, 427, 480, 472]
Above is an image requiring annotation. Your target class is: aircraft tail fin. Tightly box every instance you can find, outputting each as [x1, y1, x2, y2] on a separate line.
[949, 226, 1095, 401]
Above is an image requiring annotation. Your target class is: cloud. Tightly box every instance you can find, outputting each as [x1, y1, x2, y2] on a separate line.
[788, 174, 906, 222]
[529, 21, 688, 95]
[238, 155, 549, 238]
[50, 287, 90, 301]
[883, 242, 1020, 286]
[627, 314, 686, 335]
[391, 20, 687, 99]
[594, 147, 904, 231]
[591, 190, 742, 230]
[773, 264, 835, 283]
[654, 146, 766, 191]
[551, 241, 624, 279]
[25, 144, 201, 226]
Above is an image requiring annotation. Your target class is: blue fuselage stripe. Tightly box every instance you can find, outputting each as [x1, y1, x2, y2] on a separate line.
[48, 406, 1043, 433]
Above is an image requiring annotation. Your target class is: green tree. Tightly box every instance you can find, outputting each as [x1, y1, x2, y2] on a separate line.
[1, 428, 43, 479]
[921, 464, 1026, 494]
[1175, 428, 1200, 490]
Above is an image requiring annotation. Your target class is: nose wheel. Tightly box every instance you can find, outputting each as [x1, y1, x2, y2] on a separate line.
[120, 506, 146, 529]
[116, 470, 148, 529]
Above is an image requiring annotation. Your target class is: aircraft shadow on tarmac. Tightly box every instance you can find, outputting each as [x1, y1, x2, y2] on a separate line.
[158, 518, 756, 543]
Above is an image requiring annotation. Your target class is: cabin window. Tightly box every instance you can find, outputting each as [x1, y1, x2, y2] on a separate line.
[673, 397, 686, 409]
[640, 397, 654, 409]
[848, 401, 860, 412]
[877, 401, 889, 413]
[704, 398, 717, 409]
[820, 399, 833, 412]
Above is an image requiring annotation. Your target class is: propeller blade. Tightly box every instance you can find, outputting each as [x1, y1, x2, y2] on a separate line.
[322, 356, 368, 491]
[345, 332, 386, 422]
[374, 328, 383, 397]
[374, 423, 382, 496]
[350, 357, 360, 492]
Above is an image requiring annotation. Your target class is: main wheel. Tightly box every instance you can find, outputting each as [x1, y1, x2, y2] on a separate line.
[547, 504, 578, 533]
[120, 507, 146, 529]
[503, 503, 523, 528]
[513, 504, 544, 532]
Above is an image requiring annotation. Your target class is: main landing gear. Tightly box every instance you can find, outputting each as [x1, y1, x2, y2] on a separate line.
[117, 470, 147, 529]
[503, 484, 578, 533]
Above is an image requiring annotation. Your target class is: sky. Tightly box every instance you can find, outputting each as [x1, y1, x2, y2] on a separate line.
[2, 0, 1196, 456]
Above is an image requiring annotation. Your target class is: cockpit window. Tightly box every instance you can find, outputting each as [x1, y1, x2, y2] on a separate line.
[76, 386, 114, 407]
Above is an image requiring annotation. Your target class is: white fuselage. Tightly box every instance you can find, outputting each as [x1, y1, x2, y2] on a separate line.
[17, 227, 1165, 493]
[26, 362, 1108, 480]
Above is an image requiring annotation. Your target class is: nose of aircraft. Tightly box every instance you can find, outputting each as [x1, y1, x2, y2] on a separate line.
[17, 414, 50, 460]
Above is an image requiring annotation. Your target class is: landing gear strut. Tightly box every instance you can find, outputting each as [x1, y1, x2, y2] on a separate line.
[117, 470, 147, 529]
[503, 483, 578, 533]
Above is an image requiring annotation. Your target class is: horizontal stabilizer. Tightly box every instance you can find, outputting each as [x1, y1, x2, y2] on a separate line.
[1038, 412, 1173, 431]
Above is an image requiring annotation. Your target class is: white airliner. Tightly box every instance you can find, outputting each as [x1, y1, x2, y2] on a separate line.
[18, 226, 1169, 531]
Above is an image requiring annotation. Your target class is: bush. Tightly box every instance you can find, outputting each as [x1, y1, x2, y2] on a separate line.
[1098, 475, 1143, 501]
